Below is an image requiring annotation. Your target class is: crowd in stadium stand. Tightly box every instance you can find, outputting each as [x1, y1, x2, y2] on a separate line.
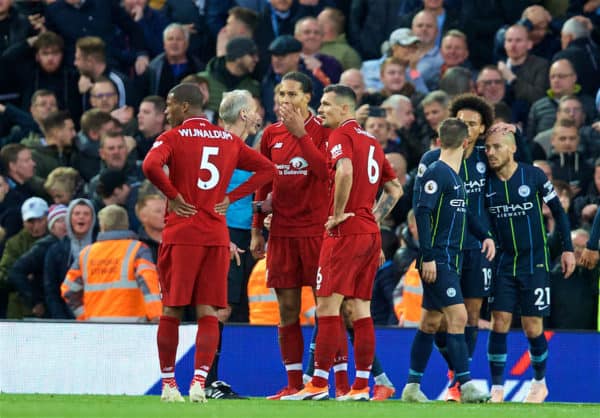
[0, 0, 598, 332]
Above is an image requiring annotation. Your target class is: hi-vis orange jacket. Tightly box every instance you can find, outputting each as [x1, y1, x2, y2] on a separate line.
[247, 258, 316, 325]
[61, 230, 161, 322]
[393, 260, 423, 327]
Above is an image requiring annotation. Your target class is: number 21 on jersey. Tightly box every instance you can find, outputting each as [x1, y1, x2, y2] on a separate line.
[197, 146, 220, 190]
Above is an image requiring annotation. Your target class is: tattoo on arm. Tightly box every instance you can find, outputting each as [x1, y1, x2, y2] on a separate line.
[374, 193, 396, 223]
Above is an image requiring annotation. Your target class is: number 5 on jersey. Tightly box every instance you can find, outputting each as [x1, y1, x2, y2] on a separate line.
[197, 146, 220, 190]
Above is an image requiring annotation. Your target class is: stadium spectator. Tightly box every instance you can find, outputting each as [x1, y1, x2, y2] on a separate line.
[573, 158, 600, 225]
[476, 66, 506, 105]
[316, 7, 361, 70]
[261, 35, 324, 123]
[197, 37, 260, 116]
[0, 89, 58, 147]
[134, 96, 165, 161]
[179, 73, 214, 122]
[498, 24, 549, 106]
[0, 197, 48, 319]
[135, 192, 165, 261]
[548, 228, 599, 330]
[8, 204, 67, 319]
[44, 167, 86, 205]
[547, 118, 592, 198]
[95, 169, 140, 233]
[527, 59, 597, 141]
[438, 30, 471, 80]
[87, 131, 144, 202]
[28, 110, 77, 179]
[121, 0, 170, 59]
[294, 16, 343, 85]
[13, 32, 81, 121]
[364, 108, 396, 153]
[0, 144, 47, 240]
[44, 198, 96, 319]
[419, 90, 450, 147]
[145, 23, 205, 98]
[554, 16, 600, 95]
[380, 94, 422, 169]
[214, 6, 258, 57]
[411, 10, 443, 92]
[88, 77, 136, 134]
[73, 109, 119, 182]
[73, 36, 133, 110]
[397, 0, 462, 48]
[438, 66, 474, 97]
[61, 204, 161, 322]
[44, 0, 149, 76]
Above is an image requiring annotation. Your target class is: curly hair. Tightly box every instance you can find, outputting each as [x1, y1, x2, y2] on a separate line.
[448, 93, 495, 134]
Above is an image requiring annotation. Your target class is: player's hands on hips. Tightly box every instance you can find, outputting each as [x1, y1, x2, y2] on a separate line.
[325, 213, 355, 231]
[229, 241, 245, 266]
[215, 196, 230, 215]
[481, 238, 496, 261]
[250, 228, 266, 259]
[169, 194, 197, 217]
[421, 260, 436, 283]
[561, 251, 576, 278]
[279, 103, 307, 138]
[579, 248, 600, 269]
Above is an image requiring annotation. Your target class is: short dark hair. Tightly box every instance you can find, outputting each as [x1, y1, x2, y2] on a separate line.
[80, 109, 113, 136]
[449, 93, 495, 134]
[31, 89, 56, 106]
[282, 71, 313, 95]
[141, 95, 166, 114]
[100, 130, 125, 148]
[168, 83, 204, 109]
[41, 110, 72, 134]
[552, 179, 572, 198]
[229, 6, 259, 32]
[34, 31, 64, 51]
[438, 117, 468, 149]
[553, 117, 578, 130]
[323, 84, 357, 106]
[440, 67, 473, 97]
[75, 36, 106, 62]
[1, 144, 27, 172]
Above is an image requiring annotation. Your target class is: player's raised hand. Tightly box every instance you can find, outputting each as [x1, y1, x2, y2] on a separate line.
[421, 260, 437, 283]
[215, 196, 230, 215]
[168, 194, 197, 217]
[579, 248, 599, 269]
[279, 104, 306, 138]
[325, 213, 355, 231]
[561, 251, 576, 278]
[229, 241, 245, 266]
[481, 238, 496, 261]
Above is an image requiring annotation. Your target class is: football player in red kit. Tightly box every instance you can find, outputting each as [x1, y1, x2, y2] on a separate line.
[143, 83, 275, 403]
[250, 71, 334, 399]
[282, 84, 403, 400]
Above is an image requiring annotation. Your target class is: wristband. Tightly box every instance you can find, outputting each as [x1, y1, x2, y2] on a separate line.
[255, 202, 262, 214]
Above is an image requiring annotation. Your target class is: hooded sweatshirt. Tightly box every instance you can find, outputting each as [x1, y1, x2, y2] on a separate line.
[66, 198, 97, 260]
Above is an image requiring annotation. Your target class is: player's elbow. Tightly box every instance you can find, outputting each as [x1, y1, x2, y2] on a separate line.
[336, 158, 353, 178]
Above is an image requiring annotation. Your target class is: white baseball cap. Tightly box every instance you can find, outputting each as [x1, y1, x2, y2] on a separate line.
[389, 28, 420, 46]
[21, 197, 49, 221]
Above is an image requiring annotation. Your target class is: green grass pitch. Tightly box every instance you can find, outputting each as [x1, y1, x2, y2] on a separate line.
[2, 395, 600, 418]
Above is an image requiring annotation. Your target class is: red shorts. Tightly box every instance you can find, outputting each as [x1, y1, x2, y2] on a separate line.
[157, 244, 229, 308]
[266, 235, 322, 289]
[316, 233, 381, 300]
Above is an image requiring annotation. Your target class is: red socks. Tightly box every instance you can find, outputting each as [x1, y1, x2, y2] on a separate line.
[333, 316, 349, 393]
[352, 317, 375, 390]
[193, 315, 220, 389]
[312, 315, 341, 388]
[157, 315, 180, 381]
[278, 321, 304, 389]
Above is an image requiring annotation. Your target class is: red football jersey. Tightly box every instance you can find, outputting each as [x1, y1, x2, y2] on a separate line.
[327, 119, 396, 235]
[143, 116, 275, 246]
[253, 115, 331, 237]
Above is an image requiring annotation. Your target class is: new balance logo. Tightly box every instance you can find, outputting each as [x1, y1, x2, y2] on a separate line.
[273, 142, 283, 149]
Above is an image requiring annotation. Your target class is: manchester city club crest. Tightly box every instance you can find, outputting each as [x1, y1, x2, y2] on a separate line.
[446, 287, 456, 297]
[476, 162, 486, 174]
[518, 185, 530, 197]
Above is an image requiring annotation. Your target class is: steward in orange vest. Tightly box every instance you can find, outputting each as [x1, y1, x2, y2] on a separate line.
[62, 205, 161, 322]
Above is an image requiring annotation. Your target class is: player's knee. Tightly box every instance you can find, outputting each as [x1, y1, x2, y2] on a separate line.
[491, 312, 511, 332]
[522, 320, 543, 338]
[446, 312, 467, 332]
[279, 301, 301, 323]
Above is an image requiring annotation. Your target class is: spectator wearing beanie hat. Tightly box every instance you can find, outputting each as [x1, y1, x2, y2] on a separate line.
[0, 197, 49, 318]
[198, 37, 261, 114]
[8, 204, 69, 319]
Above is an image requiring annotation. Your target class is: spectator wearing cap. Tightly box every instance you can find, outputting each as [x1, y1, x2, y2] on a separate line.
[0, 197, 48, 318]
[8, 204, 68, 319]
[44, 198, 96, 319]
[95, 169, 140, 233]
[261, 34, 325, 123]
[294, 16, 343, 86]
[360, 28, 428, 94]
[197, 36, 260, 115]
[144, 23, 205, 99]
